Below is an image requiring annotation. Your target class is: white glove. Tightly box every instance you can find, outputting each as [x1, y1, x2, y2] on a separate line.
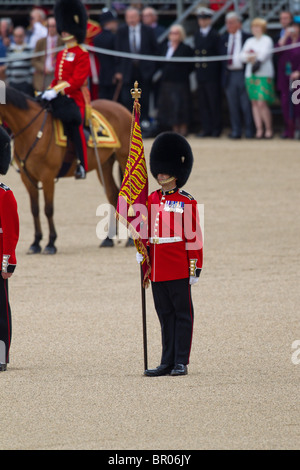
[41, 89, 58, 101]
[189, 276, 199, 286]
[136, 252, 144, 264]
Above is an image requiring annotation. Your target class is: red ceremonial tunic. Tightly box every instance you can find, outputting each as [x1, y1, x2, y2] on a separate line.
[148, 188, 203, 282]
[51, 42, 91, 170]
[51, 42, 91, 114]
[0, 183, 19, 273]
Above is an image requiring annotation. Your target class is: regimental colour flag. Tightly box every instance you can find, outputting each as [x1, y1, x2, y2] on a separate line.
[116, 101, 151, 288]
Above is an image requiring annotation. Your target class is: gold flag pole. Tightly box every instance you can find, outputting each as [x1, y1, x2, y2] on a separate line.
[127, 81, 142, 217]
[130, 82, 148, 370]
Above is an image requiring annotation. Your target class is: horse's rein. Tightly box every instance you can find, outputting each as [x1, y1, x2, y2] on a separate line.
[12, 106, 49, 190]
[12, 106, 46, 139]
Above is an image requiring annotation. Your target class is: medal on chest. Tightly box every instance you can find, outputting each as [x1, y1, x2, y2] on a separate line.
[65, 52, 75, 62]
[163, 201, 184, 213]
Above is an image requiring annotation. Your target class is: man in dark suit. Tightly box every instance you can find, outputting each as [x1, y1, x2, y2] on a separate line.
[220, 12, 254, 138]
[277, 10, 293, 41]
[142, 6, 167, 126]
[114, 6, 159, 126]
[194, 7, 222, 137]
[141, 6, 166, 41]
[94, 9, 119, 100]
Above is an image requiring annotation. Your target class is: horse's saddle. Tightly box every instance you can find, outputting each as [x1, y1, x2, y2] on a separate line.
[54, 108, 121, 149]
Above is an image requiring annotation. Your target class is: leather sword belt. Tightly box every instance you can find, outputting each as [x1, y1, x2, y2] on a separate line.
[149, 236, 183, 244]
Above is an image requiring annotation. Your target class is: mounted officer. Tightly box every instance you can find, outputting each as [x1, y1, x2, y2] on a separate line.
[42, 0, 90, 179]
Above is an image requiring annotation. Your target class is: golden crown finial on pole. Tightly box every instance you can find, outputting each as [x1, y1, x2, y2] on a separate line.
[130, 81, 142, 115]
[130, 81, 142, 101]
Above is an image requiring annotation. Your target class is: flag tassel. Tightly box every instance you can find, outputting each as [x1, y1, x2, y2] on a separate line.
[128, 205, 135, 217]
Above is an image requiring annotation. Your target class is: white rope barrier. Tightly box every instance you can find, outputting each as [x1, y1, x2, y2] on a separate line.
[1, 40, 300, 64]
[0, 45, 64, 63]
[85, 40, 300, 62]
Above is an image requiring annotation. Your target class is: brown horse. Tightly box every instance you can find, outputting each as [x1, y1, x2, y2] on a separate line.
[0, 87, 132, 254]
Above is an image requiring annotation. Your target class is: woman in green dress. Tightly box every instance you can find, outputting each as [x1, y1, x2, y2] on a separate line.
[240, 18, 276, 139]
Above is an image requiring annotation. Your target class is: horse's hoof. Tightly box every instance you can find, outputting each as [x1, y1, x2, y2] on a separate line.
[27, 244, 42, 255]
[43, 245, 57, 255]
[100, 237, 114, 248]
[125, 238, 135, 247]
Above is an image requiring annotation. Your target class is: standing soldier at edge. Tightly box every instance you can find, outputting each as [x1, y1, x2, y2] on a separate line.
[0, 127, 19, 372]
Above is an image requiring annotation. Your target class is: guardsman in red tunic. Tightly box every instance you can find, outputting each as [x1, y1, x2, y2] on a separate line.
[139, 132, 203, 377]
[0, 127, 19, 372]
[42, 0, 90, 179]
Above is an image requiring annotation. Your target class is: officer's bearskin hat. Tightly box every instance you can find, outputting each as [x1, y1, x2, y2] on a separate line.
[0, 127, 11, 175]
[54, 0, 87, 44]
[149, 132, 194, 188]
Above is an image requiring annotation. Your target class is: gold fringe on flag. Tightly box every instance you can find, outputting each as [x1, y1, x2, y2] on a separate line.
[127, 81, 142, 217]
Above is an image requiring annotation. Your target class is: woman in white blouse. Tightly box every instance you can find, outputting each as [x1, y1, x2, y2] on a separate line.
[240, 18, 276, 139]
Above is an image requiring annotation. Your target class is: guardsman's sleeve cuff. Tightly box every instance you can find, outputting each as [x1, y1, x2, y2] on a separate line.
[2, 255, 16, 273]
[189, 259, 201, 278]
[52, 81, 70, 94]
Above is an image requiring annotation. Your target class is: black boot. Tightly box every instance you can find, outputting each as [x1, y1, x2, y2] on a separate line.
[144, 364, 173, 377]
[170, 364, 188, 376]
[75, 163, 86, 180]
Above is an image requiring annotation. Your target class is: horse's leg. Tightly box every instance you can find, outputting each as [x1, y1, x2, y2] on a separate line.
[96, 154, 119, 248]
[42, 178, 57, 255]
[23, 177, 43, 254]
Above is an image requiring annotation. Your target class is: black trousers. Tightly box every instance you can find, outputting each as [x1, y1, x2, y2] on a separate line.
[0, 276, 12, 364]
[151, 278, 194, 366]
[225, 70, 254, 137]
[64, 123, 85, 169]
[197, 80, 222, 135]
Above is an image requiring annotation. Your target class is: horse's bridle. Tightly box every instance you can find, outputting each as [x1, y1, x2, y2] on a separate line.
[12, 105, 50, 190]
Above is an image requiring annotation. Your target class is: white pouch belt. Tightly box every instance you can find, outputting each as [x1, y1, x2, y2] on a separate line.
[0, 228, 2, 233]
[149, 236, 183, 245]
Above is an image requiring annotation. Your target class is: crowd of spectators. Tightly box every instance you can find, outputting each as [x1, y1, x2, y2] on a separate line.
[0, 5, 300, 139]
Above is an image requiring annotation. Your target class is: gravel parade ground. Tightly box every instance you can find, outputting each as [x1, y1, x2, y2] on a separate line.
[0, 136, 299, 450]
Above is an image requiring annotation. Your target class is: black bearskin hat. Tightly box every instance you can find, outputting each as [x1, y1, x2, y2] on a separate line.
[0, 127, 11, 175]
[149, 132, 194, 188]
[54, 0, 87, 44]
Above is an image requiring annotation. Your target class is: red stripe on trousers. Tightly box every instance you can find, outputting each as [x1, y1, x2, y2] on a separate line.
[3, 280, 11, 363]
[187, 284, 194, 365]
[79, 107, 88, 171]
